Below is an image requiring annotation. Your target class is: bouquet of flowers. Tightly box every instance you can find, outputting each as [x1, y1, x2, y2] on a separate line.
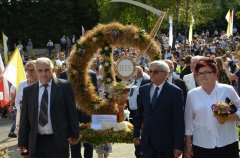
[211, 97, 237, 120]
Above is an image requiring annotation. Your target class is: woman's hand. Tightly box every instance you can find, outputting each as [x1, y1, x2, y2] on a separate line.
[216, 116, 227, 124]
[216, 114, 240, 124]
[227, 113, 240, 122]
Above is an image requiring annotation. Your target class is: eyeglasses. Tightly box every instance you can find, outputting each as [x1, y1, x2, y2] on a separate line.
[149, 70, 165, 75]
[25, 69, 35, 73]
[197, 71, 213, 76]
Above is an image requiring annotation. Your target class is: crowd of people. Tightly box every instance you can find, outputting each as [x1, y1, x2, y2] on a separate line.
[1, 28, 240, 158]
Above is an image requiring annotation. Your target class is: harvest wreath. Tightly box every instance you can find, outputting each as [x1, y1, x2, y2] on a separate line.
[0, 145, 8, 158]
[79, 121, 133, 146]
[67, 22, 161, 115]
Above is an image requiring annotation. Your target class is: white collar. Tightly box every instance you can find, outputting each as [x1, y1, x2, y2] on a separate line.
[39, 79, 52, 88]
[152, 81, 165, 90]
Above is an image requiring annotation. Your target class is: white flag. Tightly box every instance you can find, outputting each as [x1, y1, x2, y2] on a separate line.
[189, 16, 194, 44]
[82, 26, 86, 37]
[2, 32, 8, 65]
[168, 17, 173, 47]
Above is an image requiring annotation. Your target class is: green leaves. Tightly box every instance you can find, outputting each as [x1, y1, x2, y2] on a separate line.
[80, 126, 133, 147]
[0, 0, 100, 48]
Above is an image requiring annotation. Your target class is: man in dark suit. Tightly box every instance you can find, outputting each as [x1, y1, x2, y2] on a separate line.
[18, 57, 79, 158]
[133, 60, 185, 158]
[164, 59, 188, 103]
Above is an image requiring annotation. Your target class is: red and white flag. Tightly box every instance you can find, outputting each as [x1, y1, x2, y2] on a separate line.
[0, 55, 10, 108]
[82, 26, 86, 37]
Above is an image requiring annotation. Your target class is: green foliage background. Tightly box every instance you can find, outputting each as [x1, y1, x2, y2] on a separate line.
[0, 0, 99, 48]
[1, 0, 240, 49]
[97, 0, 240, 34]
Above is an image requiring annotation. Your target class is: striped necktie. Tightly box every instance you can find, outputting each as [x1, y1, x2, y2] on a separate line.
[39, 84, 48, 127]
[151, 87, 159, 108]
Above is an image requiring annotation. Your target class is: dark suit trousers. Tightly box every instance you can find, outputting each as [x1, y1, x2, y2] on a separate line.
[142, 141, 174, 158]
[31, 134, 69, 158]
[70, 141, 93, 158]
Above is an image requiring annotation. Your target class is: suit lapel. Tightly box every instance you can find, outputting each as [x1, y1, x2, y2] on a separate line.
[145, 83, 152, 108]
[50, 77, 59, 107]
[152, 81, 169, 109]
[33, 82, 39, 125]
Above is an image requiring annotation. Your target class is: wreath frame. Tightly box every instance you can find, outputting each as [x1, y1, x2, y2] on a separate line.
[67, 22, 161, 114]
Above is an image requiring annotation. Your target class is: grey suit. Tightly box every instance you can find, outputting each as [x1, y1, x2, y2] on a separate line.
[18, 77, 79, 157]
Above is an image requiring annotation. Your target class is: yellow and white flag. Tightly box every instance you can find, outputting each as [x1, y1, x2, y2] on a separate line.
[189, 16, 194, 44]
[225, 10, 233, 37]
[3, 48, 26, 90]
[2, 32, 8, 65]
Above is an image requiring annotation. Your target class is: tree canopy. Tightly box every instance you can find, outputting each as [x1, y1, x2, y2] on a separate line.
[1, 0, 240, 49]
[0, 0, 100, 48]
[97, 0, 240, 35]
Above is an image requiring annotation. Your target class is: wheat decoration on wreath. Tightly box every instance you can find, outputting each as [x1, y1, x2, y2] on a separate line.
[67, 22, 161, 115]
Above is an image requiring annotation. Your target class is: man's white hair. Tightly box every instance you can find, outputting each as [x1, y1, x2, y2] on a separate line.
[149, 60, 170, 72]
[36, 57, 54, 69]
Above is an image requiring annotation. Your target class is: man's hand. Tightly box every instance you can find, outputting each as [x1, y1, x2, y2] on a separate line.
[184, 145, 193, 158]
[19, 146, 29, 157]
[133, 137, 141, 146]
[67, 137, 79, 145]
[19, 146, 28, 153]
[173, 149, 182, 158]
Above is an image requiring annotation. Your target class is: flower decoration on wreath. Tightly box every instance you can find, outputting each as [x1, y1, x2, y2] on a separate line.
[67, 22, 161, 115]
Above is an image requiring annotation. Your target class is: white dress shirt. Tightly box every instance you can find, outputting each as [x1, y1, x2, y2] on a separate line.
[185, 83, 240, 148]
[15, 80, 29, 133]
[129, 78, 142, 110]
[38, 80, 53, 134]
[183, 73, 196, 91]
[15, 80, 29, 112]
[150, 81, 165, 103]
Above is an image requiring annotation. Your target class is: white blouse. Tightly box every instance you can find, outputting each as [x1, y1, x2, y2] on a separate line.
[185, 83, 240, 148]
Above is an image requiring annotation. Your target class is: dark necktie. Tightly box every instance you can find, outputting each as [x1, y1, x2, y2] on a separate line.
[39, 84, 48, 127]
[151, 87, 159, 108]
[130, 80, 137, 96]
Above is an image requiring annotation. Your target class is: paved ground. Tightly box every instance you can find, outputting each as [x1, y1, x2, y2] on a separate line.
[0, 117, 135, 158]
